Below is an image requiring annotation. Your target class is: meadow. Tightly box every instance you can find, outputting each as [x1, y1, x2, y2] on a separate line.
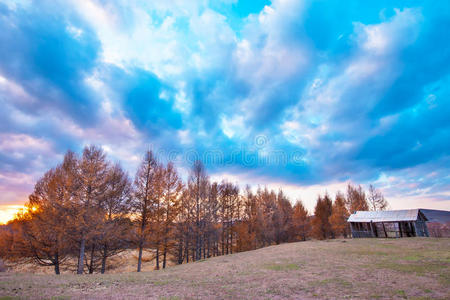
[1, 238, 449, 299]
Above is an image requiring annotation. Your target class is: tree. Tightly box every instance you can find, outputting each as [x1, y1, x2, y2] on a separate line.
[291, 200, 310, 241]
[311, 194, 333, 239]
[329, 192, 350, 238]
[345, 184, 369, 213]
[98, 163, 132, 274]
[273, 190, 293, 244]
[188, 161, 209, 261]
[240, 186, 258, 250]
[218, 181, 239, 255]
[160, 162, 183, 269]
[148, 165, 165, 270]
[367, 185, 388, 211]
[256, 187, 277, 247]
[171, 188, 192, 264]
[8, 154, 77, 275]
[204, 181, 221, 258]
[132, 150, 160, 272]
[75, 146, 110, 274]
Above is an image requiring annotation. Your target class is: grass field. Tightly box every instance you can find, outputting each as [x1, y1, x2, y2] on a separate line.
[1, 238, 449, 299]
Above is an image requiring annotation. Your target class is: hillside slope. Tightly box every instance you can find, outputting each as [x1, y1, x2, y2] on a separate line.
[1, 238, 449, 299]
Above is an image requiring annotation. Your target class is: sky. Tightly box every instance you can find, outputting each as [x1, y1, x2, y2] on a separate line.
[0, 0, 449, 222]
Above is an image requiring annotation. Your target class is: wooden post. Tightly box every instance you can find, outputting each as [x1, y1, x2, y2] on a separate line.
[373, 222, 378, 237]
[412, 222, 418, 237]
[399, 222, 403, 238]
[382, 222, 387, 238]
[370, 221, 375, 238]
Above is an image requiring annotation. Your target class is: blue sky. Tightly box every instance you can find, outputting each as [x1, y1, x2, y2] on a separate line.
[0, 0, 449, 213]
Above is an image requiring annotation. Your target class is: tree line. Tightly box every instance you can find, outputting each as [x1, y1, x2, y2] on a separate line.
[0, 145, 388, 274]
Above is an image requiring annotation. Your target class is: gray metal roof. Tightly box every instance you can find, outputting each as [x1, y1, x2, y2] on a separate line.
[347, 209, 423, 223]
[420, 209, 450, 223]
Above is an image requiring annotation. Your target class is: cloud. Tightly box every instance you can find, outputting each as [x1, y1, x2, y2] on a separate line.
[0, 1, 102, 125]
[0, 0, 449, 211]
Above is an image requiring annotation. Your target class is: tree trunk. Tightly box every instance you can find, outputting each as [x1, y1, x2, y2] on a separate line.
[137, 238, 143, 272]
[88, 244, 95, 274]
[221, 226, 225, 255]
[156, 247, 160, 270]
[202, 234, 206, 259]
[177, 238, 183, 264]
[163, 247, 167, 269]
[230, 223, 233, 254]
[226, 226, 229, 255]
[101, 243, 107, 274]
[195, 234, 199, 261]
[77, 235, 86, 274]
[54, 254, 60, 275]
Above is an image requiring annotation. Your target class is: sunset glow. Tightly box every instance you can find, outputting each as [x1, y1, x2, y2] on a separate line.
[0, 205, 25, 224]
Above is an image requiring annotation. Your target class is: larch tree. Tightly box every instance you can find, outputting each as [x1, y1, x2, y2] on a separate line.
[171, 188, 193, 264]
[367, 185, 389, 211]
[240, 186, 258, 250]
[218, 181, 239, 255]
[132, 150, 159, 272]
[273, 190, 293, 244]
[312, 194, 333, 240]
[291, 200, 310, 241]
[76, 146, 110, 275]
[160, 162, 183, 269]
[149, 164, 165, 270]
[188, 160, 209, 261]
[204, 181, 220, 258]
[345, 183, 369, 213]
[11, 167, 70, 274]
[98, 163, 132, 274]
[329, 192, 350, 238]
[18, 151, 80, 274]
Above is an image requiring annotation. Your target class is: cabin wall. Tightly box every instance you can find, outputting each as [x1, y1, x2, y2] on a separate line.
[350, 222, 374, 238]
[350, 221, 425, 238]
[414, 220, 429, 237]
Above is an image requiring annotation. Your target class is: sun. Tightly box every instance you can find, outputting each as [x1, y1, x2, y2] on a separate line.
[0, 205, 26, 225]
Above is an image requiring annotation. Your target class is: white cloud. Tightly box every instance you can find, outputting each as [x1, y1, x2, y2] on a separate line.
[235, 0, 309, 86]
[220, 114, 246, 139]
[0, 74, 36, 105]
[356, 8, 422, 56]
[0, 133, 52, 153]
[177, 129, 192, 145]
[278, 8, 424, 180]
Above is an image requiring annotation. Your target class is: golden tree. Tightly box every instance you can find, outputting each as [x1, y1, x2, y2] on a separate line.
[345, 183, 369, 213]
[291, 200, 311, 241]
[329, 192, 350, 238]
[132, 150, 160, 272]
[312, 194, 333, 240]
[160, 162, 183, 269]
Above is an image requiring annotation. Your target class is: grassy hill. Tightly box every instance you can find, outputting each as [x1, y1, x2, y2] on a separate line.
[1, 238, 449, 299]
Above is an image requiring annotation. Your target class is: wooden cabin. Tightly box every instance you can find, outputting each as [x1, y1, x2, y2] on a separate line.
[348, 209, 429, 238]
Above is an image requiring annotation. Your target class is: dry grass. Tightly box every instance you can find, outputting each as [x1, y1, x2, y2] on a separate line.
[1, 238, 449, 299]
[5, 250, 168, 274]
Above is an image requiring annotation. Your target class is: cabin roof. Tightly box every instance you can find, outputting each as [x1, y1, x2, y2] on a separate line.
[347, 209, 427, 223]
[420, 209, 450, 223]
